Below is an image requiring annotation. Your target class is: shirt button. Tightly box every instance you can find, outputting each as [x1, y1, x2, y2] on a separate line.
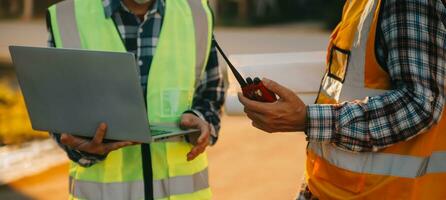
[138, 60, 143, 66]
[429, 96, 434, 102]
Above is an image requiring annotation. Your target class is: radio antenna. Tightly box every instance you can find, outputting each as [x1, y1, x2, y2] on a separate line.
[214, 39, 247, 87]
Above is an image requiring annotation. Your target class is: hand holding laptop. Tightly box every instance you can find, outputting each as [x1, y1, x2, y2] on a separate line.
[59, 114, 211, 160]
[9, 46, 210, 160]
[180, 113, 212, 161]
[60, 122, 137, 155]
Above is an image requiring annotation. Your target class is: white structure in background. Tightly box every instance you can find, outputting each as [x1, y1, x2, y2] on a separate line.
[0, 139, 68, 184]
[224, 51, 326, 115]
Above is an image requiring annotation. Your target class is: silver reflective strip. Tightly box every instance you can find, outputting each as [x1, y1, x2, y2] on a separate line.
[319, 0, 389, 102]
[319, 75, 386, 103]
[69, 168, 209, 199]
[339, 84, 388, 102]
[55, 0, 82, 48]
[186, 0, 210, 88]
[70, 178, 145, 200]
[320, 74, 343, 101]
[153, 168, 209, 199]
[339, 0, 388, 102]
[427, 152, 446, 173]
[309, 142, 446, 178]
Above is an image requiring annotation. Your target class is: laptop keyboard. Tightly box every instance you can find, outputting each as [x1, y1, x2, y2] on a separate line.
[151, 129, 171, 136]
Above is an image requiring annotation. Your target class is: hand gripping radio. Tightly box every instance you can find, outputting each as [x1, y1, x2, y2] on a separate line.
[214, 40, 277, 102]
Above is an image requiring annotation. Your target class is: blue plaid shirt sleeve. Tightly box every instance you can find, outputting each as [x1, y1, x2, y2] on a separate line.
[305, 0, 446, 152]
[188, 39, 226, 145]
[51, 133, 107, 167]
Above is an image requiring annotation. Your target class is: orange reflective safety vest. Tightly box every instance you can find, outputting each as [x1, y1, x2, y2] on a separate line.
[308, 0, 446, 199]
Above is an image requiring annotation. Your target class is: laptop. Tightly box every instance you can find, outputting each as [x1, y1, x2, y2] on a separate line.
[9, 46, 200, 143]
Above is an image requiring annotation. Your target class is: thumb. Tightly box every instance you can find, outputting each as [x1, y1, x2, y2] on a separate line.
[262, 78, 295, 100]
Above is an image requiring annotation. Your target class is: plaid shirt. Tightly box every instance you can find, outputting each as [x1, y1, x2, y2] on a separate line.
[301, 0, 446, 198]
[306, 0, 446, 152]
[46, 0, 225, 166]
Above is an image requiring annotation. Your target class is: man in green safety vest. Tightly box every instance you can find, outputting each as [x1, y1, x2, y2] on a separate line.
[45, 0, 226, 199]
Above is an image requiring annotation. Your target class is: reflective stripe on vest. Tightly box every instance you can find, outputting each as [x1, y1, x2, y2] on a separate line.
[70, 168, 209, 200]
[48, 0, 213, 199]
[336, 0, 387, 101]
[316, 0, 389, 104]
[187, 0, 211, 88]
[55, 0, 81, 48]
[309, 143, 446, 178]
[308, 0, 446, 198]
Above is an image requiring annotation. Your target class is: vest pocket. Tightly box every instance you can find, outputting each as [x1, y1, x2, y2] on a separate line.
[328, 45, 351, 83]
[160, 89, 193, 118]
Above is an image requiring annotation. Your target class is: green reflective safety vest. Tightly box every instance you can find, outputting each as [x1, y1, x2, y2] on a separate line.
[48, 0, 214, 199]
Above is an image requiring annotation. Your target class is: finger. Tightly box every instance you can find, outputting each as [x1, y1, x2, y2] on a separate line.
[187, 127, 210, 161]
[60, 133, 85, 148]
[92, 123, 107, 144]
[196, 134, 210, 150]
[262, 78, 296, 101]
[187, 136, 210, 161]
[187, 145, 207, 161]
[187, 153, 197, 161]
[187, 135, 210, 158]
[197, 124, 210, 144]
[103, 141, 134, 153]
[180, 114, 199, 129]
[194, 146, 207, 157]
[237, 92, 271, 114]
[187, 147, 199, 161]
[252, 121, 274, 133]
[245, 109, 269, 125]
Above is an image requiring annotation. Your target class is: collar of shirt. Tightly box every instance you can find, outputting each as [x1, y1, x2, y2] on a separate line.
[102, 0, 165, 19]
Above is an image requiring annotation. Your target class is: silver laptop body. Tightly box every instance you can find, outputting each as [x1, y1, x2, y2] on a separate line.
[9, 46, 199, 143]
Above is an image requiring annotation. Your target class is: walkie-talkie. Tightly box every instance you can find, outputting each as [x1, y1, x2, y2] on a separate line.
[214, 40, 277, 102]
